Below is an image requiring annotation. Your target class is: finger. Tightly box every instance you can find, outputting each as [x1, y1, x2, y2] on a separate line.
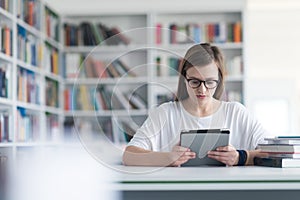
[170, 152, 196, 163]
[173, 158, 191, 166]
[173, 146, 191, 152]
[208, 150, 237, 158]
[216, 145, 235, 152]
[177, 154, 196, 161]
[208, 151, 229, 157]
[220, 157, 236, 166]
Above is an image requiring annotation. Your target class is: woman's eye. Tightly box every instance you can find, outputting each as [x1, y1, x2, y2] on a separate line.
[206, 81, 214, 85]
[190, 80, 199, 84]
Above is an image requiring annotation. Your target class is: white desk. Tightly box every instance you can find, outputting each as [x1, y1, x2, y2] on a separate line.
[112, 166, 300, 200]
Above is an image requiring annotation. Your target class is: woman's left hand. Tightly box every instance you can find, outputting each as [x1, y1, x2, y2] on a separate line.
[207, 145, 239, 166]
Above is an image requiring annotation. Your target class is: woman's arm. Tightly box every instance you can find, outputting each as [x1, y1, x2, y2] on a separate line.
[245, 149, 268, 165]
[122, 145, 196, 167]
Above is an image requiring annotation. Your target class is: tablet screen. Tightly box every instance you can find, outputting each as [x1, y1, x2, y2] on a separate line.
[180, 129, 230, 166]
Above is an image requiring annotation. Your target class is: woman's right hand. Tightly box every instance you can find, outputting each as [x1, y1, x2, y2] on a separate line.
[169, 146, 196, 167]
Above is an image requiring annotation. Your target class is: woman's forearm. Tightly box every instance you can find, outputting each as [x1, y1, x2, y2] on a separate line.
[245, 149, 267, 165]
[122, 146, 172, 166]
[122, 145, 196, 166]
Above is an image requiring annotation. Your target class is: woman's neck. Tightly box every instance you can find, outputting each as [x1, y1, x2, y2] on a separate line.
[182, 98, 221, 117]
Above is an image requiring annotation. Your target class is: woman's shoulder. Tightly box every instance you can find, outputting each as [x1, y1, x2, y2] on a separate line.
[147, 101, 181, 119]
[222, 101, 247, 112]
[152, 101, 180, 113]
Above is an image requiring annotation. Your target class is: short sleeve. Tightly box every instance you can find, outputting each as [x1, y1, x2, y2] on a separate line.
[127, 105, 169, 151]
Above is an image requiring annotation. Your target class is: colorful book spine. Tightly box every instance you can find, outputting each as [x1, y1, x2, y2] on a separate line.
[0, 110, 10, 143]
[0, 25, 12, 56]
[45, 6, 59, 41]
[160, 21, 242, 44]
[45, 78, 59, 108]
[63, 22, 130, 46]
[17, 68, 39, 104]
[16, 107, 40, 142]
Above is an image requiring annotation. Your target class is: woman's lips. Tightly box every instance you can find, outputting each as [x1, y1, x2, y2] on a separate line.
[196, 94, 206, 99]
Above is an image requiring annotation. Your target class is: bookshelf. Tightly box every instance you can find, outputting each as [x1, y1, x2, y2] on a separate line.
[62, 14, 149, 145]
[0, 0, 64, 161]
[0, 1, 245, 160]
[62, 10, 244, 146]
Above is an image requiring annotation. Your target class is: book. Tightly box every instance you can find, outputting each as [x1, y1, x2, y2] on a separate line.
[268, 153, 300, 159]
[107, 63, 121, 77]
[83, 57, 96, 78]
[112, 88, 132, 110]
[156, 23, 162, 44]
[234, 21, 242, 43]
[115, 60, 136, 77]
[256, 144, 300, 153]
[265, 137, 300, 145]
[254, 157, 300, 168]
[110, 27, 130, 45]
[93, 60, 108, 78]
[127, 93, 147, 109]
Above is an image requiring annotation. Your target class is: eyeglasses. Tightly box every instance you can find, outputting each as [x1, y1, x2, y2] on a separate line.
[185, 78, 219, 89]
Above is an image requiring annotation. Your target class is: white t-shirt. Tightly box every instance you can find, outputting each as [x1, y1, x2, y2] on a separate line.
[127, 101, 269, 152]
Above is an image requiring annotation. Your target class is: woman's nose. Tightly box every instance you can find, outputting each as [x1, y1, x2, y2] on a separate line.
[197, 82, 207, 93]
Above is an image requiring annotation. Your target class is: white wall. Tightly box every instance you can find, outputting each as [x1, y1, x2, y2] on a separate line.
[245, 0, 300, 135]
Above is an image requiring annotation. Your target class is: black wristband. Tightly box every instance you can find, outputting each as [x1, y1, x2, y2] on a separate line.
[236, 150, 247, 166]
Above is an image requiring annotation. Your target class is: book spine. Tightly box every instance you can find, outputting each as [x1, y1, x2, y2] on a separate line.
[156, 23, 162, 44]
[254, 157, 282, 168]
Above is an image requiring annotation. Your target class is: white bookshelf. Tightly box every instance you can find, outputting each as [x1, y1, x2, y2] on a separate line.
[0, 1, 245, 159]
[62, 9, 244, 145]
[0, 0, 64, 160]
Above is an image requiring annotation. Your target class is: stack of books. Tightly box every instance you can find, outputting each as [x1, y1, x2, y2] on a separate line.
[254, 136, 300, 168]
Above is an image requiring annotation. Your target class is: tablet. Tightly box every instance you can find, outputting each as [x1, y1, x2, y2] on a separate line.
[180, 129, 230, 166]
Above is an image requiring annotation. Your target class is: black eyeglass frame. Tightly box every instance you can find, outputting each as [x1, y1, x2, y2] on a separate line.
[185, 78, 219, 89]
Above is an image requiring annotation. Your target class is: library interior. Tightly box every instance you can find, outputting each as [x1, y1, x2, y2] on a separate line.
[1, 0, 300, 200]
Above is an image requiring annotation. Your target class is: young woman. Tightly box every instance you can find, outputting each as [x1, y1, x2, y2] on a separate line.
[122, 43, 269, 167]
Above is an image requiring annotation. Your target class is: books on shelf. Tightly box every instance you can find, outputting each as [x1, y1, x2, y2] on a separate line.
[0, 0, 10, 12]
[65, 84, 148, 111]
[112, 88, 132, 110]
[17, 0, 41, 30]
[226, 55, 243, 76]
[16, 107, 40, 142]
[17, 25, 41, 66]
[127, 92, 147, 109]
[64, 22, 130, 46]
[44, 6, 59, 41]
[45, 78, 59, 108]
[0, 24, 12, 56]
[17, 67, 39, 104]
[45, 113, 60, 142]
[156, 93, 174, 106]
[44, 43, 59, 75]
[65, 54, 136, 79]
[0, 110, 10, 143]
[156, 55, 181, 77]
[160, 21, 242, 44]
[254, 157, 300, 168]
[65, 53, 82, 78]
[117, 119, 138, 143]
[0, 64, 9, 98]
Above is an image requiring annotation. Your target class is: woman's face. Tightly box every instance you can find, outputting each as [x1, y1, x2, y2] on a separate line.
[185, 62, 219, 106]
